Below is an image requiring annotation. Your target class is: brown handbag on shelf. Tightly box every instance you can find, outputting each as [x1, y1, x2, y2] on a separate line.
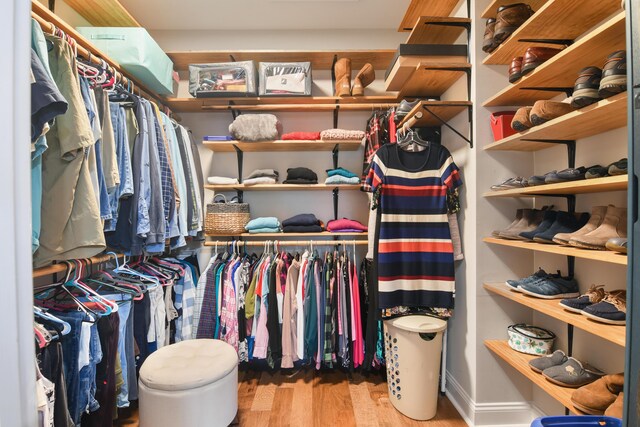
[204, 194, 250, 235]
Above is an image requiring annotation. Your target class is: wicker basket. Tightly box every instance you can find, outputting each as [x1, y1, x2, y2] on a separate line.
[205, 195, 250, 235]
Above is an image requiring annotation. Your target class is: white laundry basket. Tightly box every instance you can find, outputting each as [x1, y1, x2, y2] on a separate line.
[383, 315, 447, 420]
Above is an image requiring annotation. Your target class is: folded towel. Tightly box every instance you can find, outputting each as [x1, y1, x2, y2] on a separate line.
[325, 175, 360, 185]
[245, 217, 281, 230]
[207, 176, 239, 185]
[326, 167, 358, 178]
[327, 218, 368, 232]
[243, 177, 277, 185]
[282, 131, 321, 141]
[246, 169, 279, 180]
[282, 213, 319, 227]
[248, 227, 282, 234]
[283, 225, 323, 233]
[320, 129, 365, 141]
[283, 167, 318, 184]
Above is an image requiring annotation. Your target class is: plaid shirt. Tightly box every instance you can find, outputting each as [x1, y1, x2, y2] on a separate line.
[322, 253, 335, 367]
[192, 256, 217, 338]
[196, 260, 221, 339]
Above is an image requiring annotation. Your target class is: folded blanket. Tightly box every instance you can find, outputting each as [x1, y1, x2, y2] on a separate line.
[207, 176, 239, 185]
[282, 131, 321, 141]
[245, 217, 281, 230]
[229, 114, 282, 142]
[325, 175, 360, 185]
[320, 129, 365, 141]
[246, 168, 279, 180]
[283, 167, 318, 184]
[243, 177, 277, 185]
[248, 227, 281, 234]
[283, 225, 323, 233]
[326, 167, 358, 179]
[282, 213, 319, 227]
[327, 218, 368, 232]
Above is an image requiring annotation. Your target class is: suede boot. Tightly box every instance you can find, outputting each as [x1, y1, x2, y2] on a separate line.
[500, 208, 545, 240]
[570, 205, 627, 250]
[571, 373, 624, 415]
[492, 208, 527, 237]
[605, 392, 624, 418]
[352, 63, 374, 96]
[553, 206, 607, 245]
[334, 58, 351, 97]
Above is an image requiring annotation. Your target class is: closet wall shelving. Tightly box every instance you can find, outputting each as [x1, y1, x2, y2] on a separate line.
[481, 0, 627, 414]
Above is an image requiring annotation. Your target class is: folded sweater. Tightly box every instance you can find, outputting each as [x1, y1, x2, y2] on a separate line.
[207, 176, 239, 185]
[283, 167, 318, 184]
[246, 169, 279, 180]
[245, 217, 281, 230]
[325, 175, 360, 185]
[327, 218, 368, 232]
[281, 131, 321, 141]
[320, 129, 365, 141]
[326, 167, 358, 178]
[248, 227, 281, 234]
[282, 213, 319, 227]
[243, 177, 277, 185]
[283, 225, 323, 233]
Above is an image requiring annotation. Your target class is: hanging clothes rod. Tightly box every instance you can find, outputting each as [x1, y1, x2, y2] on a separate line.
[32, 252, 124, 279]
[399, 111, 423, 134]
[204, 240, 368, 247]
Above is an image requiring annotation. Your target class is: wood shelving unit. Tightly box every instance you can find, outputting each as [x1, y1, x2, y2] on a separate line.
[483, 0, 623, 65]
[484, 175, 628, 198]
[64, 0, 140, 26]
[205, 184, 362, 192]
[397, 101, 472, 127]
[483, 237, 628, 265]
[485, 340, 582, 414]
[481, 0, 548, 19]
[398, 0, 467, 31]
[484, 283, 626, 347]
[202, 140, 362, 152]
[205, 232, 367, 238]
[483, 11, 626, 107]
[484, 92, 628, 151]
[404, 16, 471, 44]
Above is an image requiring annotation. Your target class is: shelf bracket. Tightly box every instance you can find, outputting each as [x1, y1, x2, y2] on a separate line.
[526, 193, 576, 213]
[333, 187, 339, 221]
[517, 38, 573, 47]
[228, 100, 240, 120]
[421, 66, 472, 102]
[567, 324, 575, 357]
[519, 87, 574, 97]
[567, 255, 575, 278]
[233, 145, 244, 203]
[332, 144, 340, 169]
[420, 21, 472, 61]
[422, 105, 473, 148]
[333, 104, 340, 129]
[520, 139, 576, 168]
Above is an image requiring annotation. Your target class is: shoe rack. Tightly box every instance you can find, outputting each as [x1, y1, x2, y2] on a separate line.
[480, 0, 627, 416]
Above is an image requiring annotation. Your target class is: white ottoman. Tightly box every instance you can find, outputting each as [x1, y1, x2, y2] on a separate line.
[138, 339, 238, 427]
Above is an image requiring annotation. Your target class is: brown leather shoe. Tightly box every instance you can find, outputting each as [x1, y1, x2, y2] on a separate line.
[509, 56, 524, 83]
[511, 106, 533, 131]
[530, 100, 576, 126]
[571, 373, 624, 415]
[483, 18, 498, 53]
[499, 208, 546, 240]
[521, 47, 564, 75]
[570, 205, 627, 250]
[604, 392, 624, 418]
[352, 63, 374, 96]
[553, 206, 607, 245]
[492, 208, 527, 237]
[494, 3, 534, 44]
[334, 58, 351, 97]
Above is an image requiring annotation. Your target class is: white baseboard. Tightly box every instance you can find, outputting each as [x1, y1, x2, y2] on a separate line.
[445, 372, 538, 426]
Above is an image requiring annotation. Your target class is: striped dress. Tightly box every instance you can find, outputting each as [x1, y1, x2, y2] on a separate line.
[364, 143, 462, 310]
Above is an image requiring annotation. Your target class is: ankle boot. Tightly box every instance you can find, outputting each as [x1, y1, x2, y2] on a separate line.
[500, 208, 546, 240]
[570, 205, 627, 250]
[492, 208, 527, 237]
[553, 206, 607, 245]
[334, 58, 351, 97]
[352, 63, 374, 96]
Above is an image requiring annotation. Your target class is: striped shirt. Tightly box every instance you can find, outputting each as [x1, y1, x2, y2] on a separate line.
[365, 143, 462, 310]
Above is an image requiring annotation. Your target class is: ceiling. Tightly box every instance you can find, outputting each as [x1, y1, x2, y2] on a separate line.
[119, 0, 411, 31]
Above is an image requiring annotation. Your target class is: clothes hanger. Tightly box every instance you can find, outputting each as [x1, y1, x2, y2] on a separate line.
[397, 124, 430, 152]
[33, 306, 71, 336]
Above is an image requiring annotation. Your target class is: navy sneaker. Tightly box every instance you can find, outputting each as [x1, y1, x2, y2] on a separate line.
[506, 268, 560, 291]
[519, 276, 580, 299]
[581, 290, 626, 325]
[559, 284, 606, 313]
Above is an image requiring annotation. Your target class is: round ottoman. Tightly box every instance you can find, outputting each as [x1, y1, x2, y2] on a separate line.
[138, 339, 238, 427]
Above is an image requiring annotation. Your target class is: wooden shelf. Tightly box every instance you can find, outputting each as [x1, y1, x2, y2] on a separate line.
[405, 16, 471, 44]
[205, 184, 362, 191]
[483, 237, 628, 265]
[396, 63, 471, 97]
[398, 0, 466, 31]
[483, 0, 623, 65]
[205, 232, 367, 238]
[202, 140, 362, 152]
[484, 92, 628, 151]
[484, 12, 626, 107]
[33, 252, 123, 279]
[64, 0, 140, 26]
[167, 50, 396, 71]
[397, 100, 472, 127]
[481, 0, 548, 19]
[163, 96, 400, 113]
[485, 340, 582, 414]
[484, 175, 627, 198]
[484, 283, 626, 346]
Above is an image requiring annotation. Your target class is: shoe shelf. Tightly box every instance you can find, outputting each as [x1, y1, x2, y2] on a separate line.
[394, 62, 472, 98]
[404, 16, 472, 44]
[483, 237, 628, 266]
[483, 11, 626, 107]
[484, 92, 628, 152]
[203, 140, 362, 152]
[483, 0, 623, 65]
[205, 184, 362, 191]
[397, 100, 472, 127]
[204, 232, 368, 239]
[484, 283, 626, 346]
[398, 0, 468, 31]
[481, 0, 548, 19]
[485, 340, 582, 414]
[484, 175, 628, 198]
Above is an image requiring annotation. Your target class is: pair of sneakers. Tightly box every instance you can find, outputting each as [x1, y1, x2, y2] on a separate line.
[560, 285, 627, 325]
[506, 268, 580, 299]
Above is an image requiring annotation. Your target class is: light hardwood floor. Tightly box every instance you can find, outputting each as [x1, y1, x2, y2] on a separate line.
[116, 369, 468, 427]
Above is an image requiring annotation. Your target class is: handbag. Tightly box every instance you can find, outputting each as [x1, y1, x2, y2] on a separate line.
[507, 324, 556, 355]
[204, 194, 250, 235]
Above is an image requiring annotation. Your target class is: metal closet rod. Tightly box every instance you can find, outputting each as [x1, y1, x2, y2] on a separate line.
[204, 240, 368, 247]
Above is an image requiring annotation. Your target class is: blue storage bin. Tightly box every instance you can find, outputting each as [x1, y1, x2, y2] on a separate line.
[531, 415, 622, 427]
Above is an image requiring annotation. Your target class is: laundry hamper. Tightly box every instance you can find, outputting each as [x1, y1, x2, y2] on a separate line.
[205, 195, 250, 235]
[383, 315, 447, 420]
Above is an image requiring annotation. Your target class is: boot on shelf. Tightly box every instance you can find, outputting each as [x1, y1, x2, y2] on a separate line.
[352, 63, 375, 96]
[334, 58, 351, 97]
